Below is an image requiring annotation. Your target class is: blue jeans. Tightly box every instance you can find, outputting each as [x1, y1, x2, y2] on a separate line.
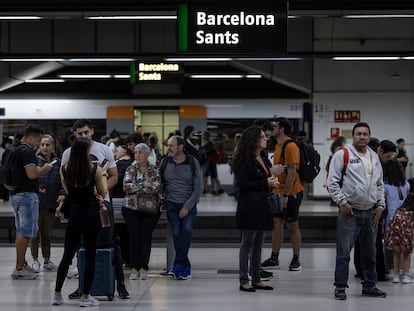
[11, 192, 39, 238]
[165, 201, 197, 269]
[334, 208, 378, 288]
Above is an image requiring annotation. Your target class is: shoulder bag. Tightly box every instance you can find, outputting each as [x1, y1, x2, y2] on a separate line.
[137, 193, 159, 215]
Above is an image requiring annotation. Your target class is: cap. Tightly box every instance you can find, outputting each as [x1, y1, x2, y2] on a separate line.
[380, 140, 396, 153]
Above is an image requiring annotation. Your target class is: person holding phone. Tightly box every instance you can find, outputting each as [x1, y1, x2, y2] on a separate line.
[30, 134, 65, 272]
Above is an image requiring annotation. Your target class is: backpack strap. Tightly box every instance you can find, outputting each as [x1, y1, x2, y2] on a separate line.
[342, 147, 349, 175]
[339, 147, 349, 185]
[280, 139, 294, 163]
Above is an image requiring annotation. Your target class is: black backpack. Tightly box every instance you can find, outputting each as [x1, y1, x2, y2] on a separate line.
[0, 142, 25, 191]
[281, 139, 321, 184]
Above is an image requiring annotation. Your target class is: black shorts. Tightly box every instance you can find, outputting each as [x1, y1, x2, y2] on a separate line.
[274, 191, 303, 223]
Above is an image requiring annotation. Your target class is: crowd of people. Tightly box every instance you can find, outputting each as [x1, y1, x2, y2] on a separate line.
[3, 118, 413, 306]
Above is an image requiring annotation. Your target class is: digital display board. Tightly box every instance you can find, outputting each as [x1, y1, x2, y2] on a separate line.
[130, 61, 184, 84]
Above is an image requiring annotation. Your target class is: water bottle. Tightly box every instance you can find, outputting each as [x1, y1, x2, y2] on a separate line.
[99, 203, 110, 228]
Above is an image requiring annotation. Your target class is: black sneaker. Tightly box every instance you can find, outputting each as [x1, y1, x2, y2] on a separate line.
[248, 270, 273, 281]
[334, 287, 347, 300]
[68, 288, 81, 299]
[260, 270, 273, 281]
[361, 286, 387, 298]
[289, 257, 301, 271]
[261, 257, 280, 269]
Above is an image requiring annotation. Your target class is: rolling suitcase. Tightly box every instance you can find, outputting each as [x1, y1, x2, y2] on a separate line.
[78, 247, 115, 301]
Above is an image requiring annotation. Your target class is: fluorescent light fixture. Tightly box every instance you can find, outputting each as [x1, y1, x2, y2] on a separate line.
[236, 57, 303, 61]
[401, 56, 414, 60]
[165, 57, 232, 62]
[332, 56, 401, 61]
[0, 58, 65, 62]
[58, 74, 112, 79]
[344, 14, 414, 19]
[85, 15, 176, 20]
[25, 79, 65, 83]
[0, 16, 42, 20]
[113, 74, 130, 79]
[191, 74, 242, 79]
[68, 58, 135, 62]
[190, 74, 261, 79]
[166, 57, 302, 62]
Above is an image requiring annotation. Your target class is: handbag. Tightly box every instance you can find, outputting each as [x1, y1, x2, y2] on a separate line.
[268, 193, 283, 214]
[137, 193, 159, 215]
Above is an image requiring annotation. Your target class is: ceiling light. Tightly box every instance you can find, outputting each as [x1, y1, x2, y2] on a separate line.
[68, 58, 135, 62]
[401, 56, 414, 60]
[236, 57, 303, 61]
[113, 74, 130, 79]
[58, 74, 112, 79]
[85, 15, 176, 20]
[165, 57, 232, 62]
[0, 58, 65, 62]
[190, 74, 261, 79]
[332, 56, 401, 61]
[25, 79, 65, 83]
[344, 14, 414, 19]
[0, 16, 42, 20]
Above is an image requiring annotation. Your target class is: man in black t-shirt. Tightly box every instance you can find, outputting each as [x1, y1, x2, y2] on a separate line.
[396, 138, 409, 170]
[10, 124, 52, 280]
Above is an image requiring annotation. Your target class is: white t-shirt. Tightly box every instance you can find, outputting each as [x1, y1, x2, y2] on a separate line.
[357, 150, 373, 187]
[61, 141, 116, 201]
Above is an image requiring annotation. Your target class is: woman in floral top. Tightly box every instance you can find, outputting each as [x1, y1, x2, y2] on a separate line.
[384, 193, 414, 284]
[122, 143, 161, 281]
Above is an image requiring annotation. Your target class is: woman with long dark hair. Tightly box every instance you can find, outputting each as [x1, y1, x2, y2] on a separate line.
[52, 137, 108, 307]
[231, 126, 278, 292]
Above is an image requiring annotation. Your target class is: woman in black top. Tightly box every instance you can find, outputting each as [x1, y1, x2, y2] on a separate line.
[53, 137, 108, 307]
[231, 126, 278, 292]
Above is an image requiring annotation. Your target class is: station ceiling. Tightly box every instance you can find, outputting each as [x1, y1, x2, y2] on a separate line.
[0, 0, 413, 99]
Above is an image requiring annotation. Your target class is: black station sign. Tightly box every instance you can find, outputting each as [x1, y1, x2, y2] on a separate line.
[177, 2, 287, 55]
[130, 61, 184, 84]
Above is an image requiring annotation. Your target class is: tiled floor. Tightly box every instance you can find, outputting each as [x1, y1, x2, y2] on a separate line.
[1, 245, 413, 311]
[1, 195, 413, 310]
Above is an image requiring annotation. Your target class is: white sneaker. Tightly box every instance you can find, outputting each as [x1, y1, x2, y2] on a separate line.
[79, 295, 100, 307]
[32, 260, 41, 272]
[11, 267, 39, 280]
[402, 273, 412, 284]
[129, 268, 138, 280]
[67, 267, 79, 279]
[392, 273, 401, 283]
[138, 268, 148, 280]
[386, 270, 395, 281]
[44, 261, 58, 271]
[52, 293, 64, 305]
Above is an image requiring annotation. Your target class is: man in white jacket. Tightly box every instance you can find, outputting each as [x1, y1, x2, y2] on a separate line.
[327, 122, 386, 300]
